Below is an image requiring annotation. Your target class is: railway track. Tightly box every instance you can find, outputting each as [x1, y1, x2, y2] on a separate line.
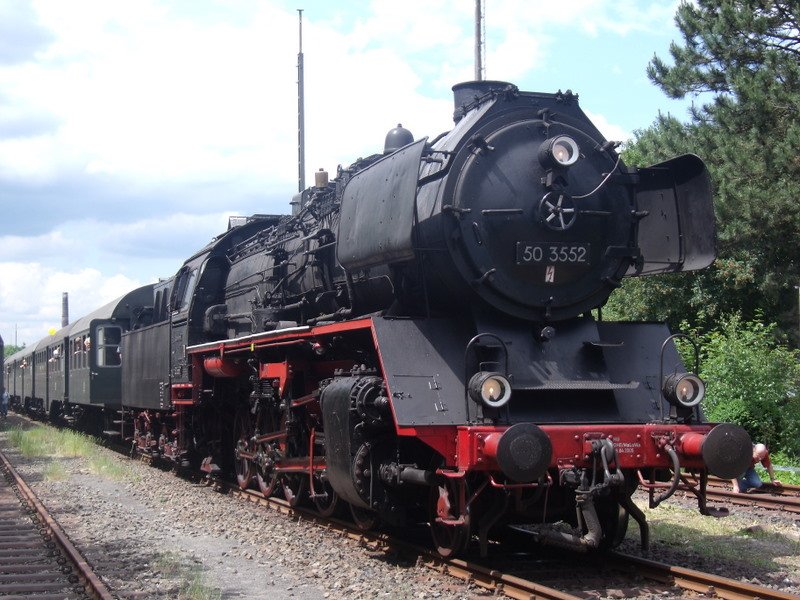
[5, 413, 798, 599]
[0, 449, 114, 600]
[218, 477, 800, 600]
[691, 476, 800, 514]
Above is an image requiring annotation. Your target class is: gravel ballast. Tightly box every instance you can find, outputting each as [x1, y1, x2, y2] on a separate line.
[0, 415, 484, 599]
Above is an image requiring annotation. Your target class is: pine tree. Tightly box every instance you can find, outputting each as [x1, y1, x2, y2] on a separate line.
[609, 1, 800, 340]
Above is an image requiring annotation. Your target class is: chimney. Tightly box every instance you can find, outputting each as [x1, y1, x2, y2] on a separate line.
[61, 292, 69, 327]
[451, 80, 512, 123]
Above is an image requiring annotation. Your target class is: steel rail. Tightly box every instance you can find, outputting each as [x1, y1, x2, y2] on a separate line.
[131, 418, 800, 600]
[610, 552, 800, 600]
[690, 476, 800, 514]
[221, 481, 581, 600]
[705, 487, 800, 514]
[707, 475, 800, 494]
[223, 480, 800, 600]
[11, 413, 797, 599]
[0, 449, 115, 600]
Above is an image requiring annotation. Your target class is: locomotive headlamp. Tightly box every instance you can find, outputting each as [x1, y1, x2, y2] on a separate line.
[539, 135, 580, 168]
[468, 372, 512, 409]
[662, 372, 705, 408]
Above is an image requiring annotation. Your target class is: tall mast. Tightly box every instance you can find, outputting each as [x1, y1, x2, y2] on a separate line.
[61, 292, 69, 327]
[474, 0, 485, 81]
[297, 9, 305, 193]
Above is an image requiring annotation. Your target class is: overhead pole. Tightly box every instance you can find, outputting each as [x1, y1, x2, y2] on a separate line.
[297, 9, 306, 193]
[474, 0, 485, 81]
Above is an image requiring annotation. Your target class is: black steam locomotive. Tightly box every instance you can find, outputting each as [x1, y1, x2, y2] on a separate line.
[7, 81, 753, 557]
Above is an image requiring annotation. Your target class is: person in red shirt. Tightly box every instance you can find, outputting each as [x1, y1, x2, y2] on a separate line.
[731, 443, 782, 493]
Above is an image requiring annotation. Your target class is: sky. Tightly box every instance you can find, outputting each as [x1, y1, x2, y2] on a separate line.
[0, 0, 697, 348]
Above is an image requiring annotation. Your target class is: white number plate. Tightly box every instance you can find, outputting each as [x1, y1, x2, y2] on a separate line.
[516, 243, 591, 265]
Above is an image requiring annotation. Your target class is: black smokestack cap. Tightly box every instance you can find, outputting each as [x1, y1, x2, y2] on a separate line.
[452, 80, 514, 123]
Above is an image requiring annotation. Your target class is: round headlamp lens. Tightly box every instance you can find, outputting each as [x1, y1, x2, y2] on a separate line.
[469, 372, 512, 409]
[481, 377, 503, 402]
[550, 136, 580, 166]
[677, 374, 705, 406]
[664, 372, 705, 407]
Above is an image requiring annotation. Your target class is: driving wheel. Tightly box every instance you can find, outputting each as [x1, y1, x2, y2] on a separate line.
[429, 478, 471, 557]
[233, 408, 254, 490]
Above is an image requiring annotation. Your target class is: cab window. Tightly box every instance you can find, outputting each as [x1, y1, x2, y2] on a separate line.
[171, 268, 198, 313]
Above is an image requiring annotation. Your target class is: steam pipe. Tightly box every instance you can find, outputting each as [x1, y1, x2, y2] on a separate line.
[651, 444, 681, 508]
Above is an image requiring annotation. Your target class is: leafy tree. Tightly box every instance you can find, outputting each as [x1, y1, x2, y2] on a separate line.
[3, 344, 25, 358]
[698, 315, 800, 455]
[608, 1, 800, 341]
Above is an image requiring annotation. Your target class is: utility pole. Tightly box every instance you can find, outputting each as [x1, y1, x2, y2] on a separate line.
[297, 9, 306, 193]
[474, 0, 485, 81]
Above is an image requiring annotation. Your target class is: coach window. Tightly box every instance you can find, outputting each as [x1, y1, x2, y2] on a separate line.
[96, 326, 122, 367]
[49, 346, 61, 372]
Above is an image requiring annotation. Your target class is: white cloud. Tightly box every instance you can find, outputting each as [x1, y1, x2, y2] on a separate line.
[0, 230, 75, 259]
[0, 210, 234, 345]
[0, 262, 141, 346]
[0, 0, 668, 187]
[486, 0, 676, 37]
[585, 110, 633, 144]
[0, 0, 685, 349]
[0, 2, 300, 183]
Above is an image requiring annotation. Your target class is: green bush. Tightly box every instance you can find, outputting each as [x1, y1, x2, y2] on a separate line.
[757, 450, 800, 485]
[698, 315, 800, 456]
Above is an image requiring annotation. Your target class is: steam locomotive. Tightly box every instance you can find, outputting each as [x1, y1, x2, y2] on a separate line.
[5, 81, 753, 557]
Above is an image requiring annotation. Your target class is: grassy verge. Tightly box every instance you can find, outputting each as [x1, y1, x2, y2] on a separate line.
[629, 499, 800, 570]
[154, 552, 222, 600]
[89, 454, 133, 480]
[7, 426, 94, 458]
[43, 461, 69, 481]
[5, 425, 134, 480]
